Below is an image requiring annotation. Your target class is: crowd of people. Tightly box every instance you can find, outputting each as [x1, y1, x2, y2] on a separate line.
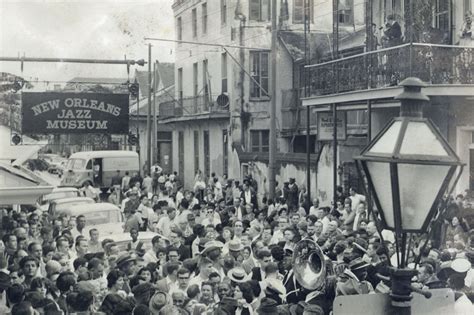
[0, 168, 473, 314]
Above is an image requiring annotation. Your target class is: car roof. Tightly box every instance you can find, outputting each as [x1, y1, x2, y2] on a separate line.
[51, 197, 94, 204]
[66, 202, 120, 214]
[50, 187, 79, 193]
[69, 150, 138, 159]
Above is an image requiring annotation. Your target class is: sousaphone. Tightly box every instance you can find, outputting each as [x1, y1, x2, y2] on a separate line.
[292, 239, 326, 290]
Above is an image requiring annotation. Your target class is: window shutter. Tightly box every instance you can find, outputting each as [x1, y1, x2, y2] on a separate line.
[250, 0, 260, 20]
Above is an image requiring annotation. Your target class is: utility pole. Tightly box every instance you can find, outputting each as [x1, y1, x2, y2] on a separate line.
[304, 0, 311, 202]
[268, 0, 277, 200]
[146, 44, 152, 175]
[152, 61, 158, 168]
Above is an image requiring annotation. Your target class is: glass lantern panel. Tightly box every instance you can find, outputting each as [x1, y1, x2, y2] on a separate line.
[368, 121, 402, 155]
[398, 163, 450, 230]
[366, 161, 394, 229]
[399, 122, 449, 157]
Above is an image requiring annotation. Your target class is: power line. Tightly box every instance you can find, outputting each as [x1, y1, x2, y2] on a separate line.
[144, 37, 267, 50]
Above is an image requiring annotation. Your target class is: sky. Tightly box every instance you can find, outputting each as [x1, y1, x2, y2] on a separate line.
[0, 0, 175, 82]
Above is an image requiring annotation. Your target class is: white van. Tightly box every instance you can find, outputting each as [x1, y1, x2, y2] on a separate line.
[60, 150, 139, 190]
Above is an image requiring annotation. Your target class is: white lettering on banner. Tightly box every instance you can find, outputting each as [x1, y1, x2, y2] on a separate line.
[57, 109, 92, 119]
[62, 98, 121, 116]
[31, 99, 60, 116]
[46, 120, 108, 130]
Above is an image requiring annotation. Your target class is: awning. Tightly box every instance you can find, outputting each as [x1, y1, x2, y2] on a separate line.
[0, 186, 54, 204]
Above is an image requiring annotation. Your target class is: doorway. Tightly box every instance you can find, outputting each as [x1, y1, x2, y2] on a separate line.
[157, 132, 173, 175]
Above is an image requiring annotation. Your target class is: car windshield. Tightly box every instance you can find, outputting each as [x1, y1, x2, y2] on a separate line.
[83, 210, 122, 225]
[41, 191, 79, 204]
[66, 158, 86, 170]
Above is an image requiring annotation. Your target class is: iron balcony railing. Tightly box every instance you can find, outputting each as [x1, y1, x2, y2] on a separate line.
[306, 43, 474, 96]
[159, 94, 229, 118]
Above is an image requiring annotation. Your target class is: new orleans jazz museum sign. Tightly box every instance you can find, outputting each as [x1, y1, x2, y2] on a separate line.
[21, 92, 129, 134]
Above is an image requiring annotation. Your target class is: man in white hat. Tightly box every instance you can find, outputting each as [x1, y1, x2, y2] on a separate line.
[448, 258, 474, 312]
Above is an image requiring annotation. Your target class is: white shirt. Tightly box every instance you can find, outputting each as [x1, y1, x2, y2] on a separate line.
[309, 206, 318, 216]
[143, 176, 153, 192]
[143, 249, 158, 265]
[201, 215, 222, 227]
[137, 204, 154, 222]
[157, 215, 178, 238]
[213, 181, 223, 199]
[188, 274, 208, 288]
[321, 216, 330, 234]
[353, 212, 361, 231]
[244, 190, 252, 204]
[350, 193, 366, 211]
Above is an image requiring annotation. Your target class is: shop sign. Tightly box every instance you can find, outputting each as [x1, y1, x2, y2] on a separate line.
[21, 92, 129, 134]
[317, 111, 347, 141]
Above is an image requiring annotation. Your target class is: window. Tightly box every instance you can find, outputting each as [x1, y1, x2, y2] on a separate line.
[203, 59, 209, 109]
[293, 0, 313, 24]
[434, 0, 450, 43]
[250, 0, 271, 21]
[192, 8, 197, 38]
[177, 17, 182, 41]
[347, 110, 367, 126]
[251, 130, 270, 152]
[465, 0, 472, 12]
[178, 131, 184, 179]
[221, 0, 227, 25]
[250, 51, 269, 99]
[194, 130, 200, 174]
[223, 130, 228, 176]
[203, 130, 210, 178]
[203, 59, 209, 95]
[221, 53, 228, 93]
[338, 0, 354, 25]
[202, 3, 208, 35]
[383, 0, 402, 20]
[292, 135, 316, 153]
[177, 68, 183, 102]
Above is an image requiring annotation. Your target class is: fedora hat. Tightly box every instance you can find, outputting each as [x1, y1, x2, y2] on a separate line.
[200, 240, 224, 256]
[228, 239, 244, 252]
[115, 253, 136, 268]
[227, 267, 249, 283]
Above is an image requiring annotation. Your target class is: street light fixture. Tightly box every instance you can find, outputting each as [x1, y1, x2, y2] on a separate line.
[354, 77, 462, 313]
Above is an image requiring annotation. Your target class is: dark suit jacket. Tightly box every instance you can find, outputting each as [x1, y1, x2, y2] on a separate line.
[241, 190, 257, 208]
[177, 243, 191, 261]
[250, 266, 263, 281]
[385, 21, 402, 43]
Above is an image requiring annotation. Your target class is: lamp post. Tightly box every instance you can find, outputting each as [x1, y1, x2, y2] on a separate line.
[355, 78, 462, 314]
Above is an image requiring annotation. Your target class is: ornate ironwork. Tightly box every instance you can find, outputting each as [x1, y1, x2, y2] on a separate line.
[159, 94, 229, 118]
[307, 43, 474, 96]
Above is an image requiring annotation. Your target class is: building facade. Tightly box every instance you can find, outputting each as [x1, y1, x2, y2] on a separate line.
[303, 0, 474, 201]
[166, 0, 350, 200]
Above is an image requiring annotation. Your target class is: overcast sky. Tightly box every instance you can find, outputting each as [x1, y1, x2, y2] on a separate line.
[0, 0, 175, 82]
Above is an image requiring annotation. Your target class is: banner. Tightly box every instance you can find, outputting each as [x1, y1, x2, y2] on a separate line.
[21, 92, 129, 134]
[317, 111, 347, 141]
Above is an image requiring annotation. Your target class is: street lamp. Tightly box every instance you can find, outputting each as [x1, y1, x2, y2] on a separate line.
[354, 77, 462, 314]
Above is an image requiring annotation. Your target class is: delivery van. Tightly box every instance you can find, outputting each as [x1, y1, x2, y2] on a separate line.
[60, 150, 139, 190]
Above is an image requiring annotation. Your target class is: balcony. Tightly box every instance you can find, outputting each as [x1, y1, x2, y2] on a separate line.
[159, 94, 230, 123]
[307, 43, 474, 97]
